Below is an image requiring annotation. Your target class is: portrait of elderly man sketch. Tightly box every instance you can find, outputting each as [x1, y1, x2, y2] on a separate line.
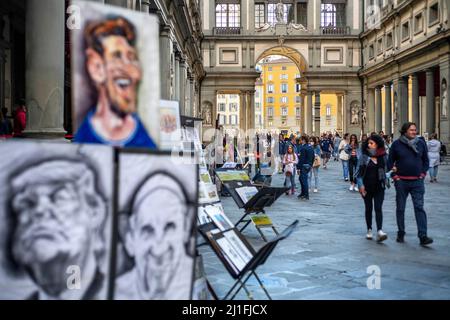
[0, 142, 112, 300]
[116, 153, 197, 300]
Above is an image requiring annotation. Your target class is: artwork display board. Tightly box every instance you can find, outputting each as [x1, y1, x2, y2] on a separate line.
[0, 141, 198, 300]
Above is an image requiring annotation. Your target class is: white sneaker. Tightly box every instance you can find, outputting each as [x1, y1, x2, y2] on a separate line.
[313, 188, 318, 193]
[366, 229, 373, 240]
[349, 185, 354, 191]
[377, 230, 388, 242]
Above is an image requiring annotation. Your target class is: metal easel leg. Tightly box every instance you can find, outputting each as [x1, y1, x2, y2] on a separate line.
[224, 272, 253, 300]
[252, 271, 272, 300]
[256, 226, 268, 242]
[239, 219, 252, 233]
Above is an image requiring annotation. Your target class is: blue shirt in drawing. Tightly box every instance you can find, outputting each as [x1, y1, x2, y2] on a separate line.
[75, 109, 156, 148]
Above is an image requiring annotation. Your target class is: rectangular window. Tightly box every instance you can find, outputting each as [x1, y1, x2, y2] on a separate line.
[377, 38, 383, 55]
[281, 96, 288, 103]
[267, 96, 274, 103]
[369, 44, 374, 59]
[229, 103, 238, 112]
[386, 32, 393, 49]
[219, 103, 226, 112]
[255, 3, 265, 28]
[267, 107, 274, 117]
[429, 3, 439, 26]
[402, 21, 410, 41]
[281, 83, 288, 93]
[282, 66, 287, 71]
[296, 107, 301, 117]
[326, 104, 331, 116]
[255, 102, 261, 109]
[280, 74, 288, 80]
[281, 107, 288, 116]
[321, 2, 346, 28]
[295, 83, 301, 93]
[215, 3, 241, 28]
[295, 96, 301, 103]
[268, 74, 273, 81]
[267, 84, 274, 94]
[219, 114, 227, 125]
[414, 12, 423, 34]
[296, 2, 307, 26]
[268, 66, 272, 71]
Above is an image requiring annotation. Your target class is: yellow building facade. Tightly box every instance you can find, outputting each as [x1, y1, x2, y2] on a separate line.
[260, 56, 338, 135]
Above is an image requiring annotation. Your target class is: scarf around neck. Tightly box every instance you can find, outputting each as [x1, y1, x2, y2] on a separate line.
[399, 135, 419, 154]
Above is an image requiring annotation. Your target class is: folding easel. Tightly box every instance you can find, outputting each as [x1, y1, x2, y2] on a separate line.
[220, 179, 289, 242]
[198, 220, 299, 300]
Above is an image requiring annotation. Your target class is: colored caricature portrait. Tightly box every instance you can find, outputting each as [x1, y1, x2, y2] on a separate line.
[72, 2, 160, 148]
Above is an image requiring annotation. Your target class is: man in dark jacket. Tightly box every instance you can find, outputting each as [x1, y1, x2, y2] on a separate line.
[278, 133, 287, 173]
[388, 122, 433, 246]
[297, 135, 314, 200]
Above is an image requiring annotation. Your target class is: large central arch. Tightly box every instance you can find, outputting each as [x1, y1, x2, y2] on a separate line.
[256, 45, 308, 78]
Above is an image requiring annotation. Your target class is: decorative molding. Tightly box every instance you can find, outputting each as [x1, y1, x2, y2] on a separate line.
[324, 47, 344, 64]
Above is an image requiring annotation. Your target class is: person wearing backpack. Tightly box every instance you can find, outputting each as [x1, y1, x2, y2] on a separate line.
[309, 136, 321, 193]
[283, 145, 298, 195]
[356, 134, 389, 242]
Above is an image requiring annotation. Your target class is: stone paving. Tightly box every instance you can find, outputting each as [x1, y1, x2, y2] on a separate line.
[199, 160, 450, 300]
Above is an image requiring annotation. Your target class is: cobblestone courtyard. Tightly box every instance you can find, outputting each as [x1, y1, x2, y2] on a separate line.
[200, 160, 450, 299]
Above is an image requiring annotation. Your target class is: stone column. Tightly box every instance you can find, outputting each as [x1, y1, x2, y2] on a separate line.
[426, 69, 435, 134]
[439, 58, 450, 148]
[25, 0, 66, 137]
[247, 90, 255, 130]
[384, 83, 392, 135]
[337, 93, 343, 133]
[393, 76, 408, 137]
[314, 91, 321, 136]
[399, 76, 409, 126]
[375, 86, 382, 133]
[367, 87, 375, 133]
[0, 47, 5, 111]
[174, 52, 181, 102]
[179, 59, 186, 115]
[239, 92, 246, 131]
[411, 73, 420, 131]
[189, 76, 195, 116]
[306, 91, 313, 135]
[300, 91, 306, 133]
[160, 26, 172, 100]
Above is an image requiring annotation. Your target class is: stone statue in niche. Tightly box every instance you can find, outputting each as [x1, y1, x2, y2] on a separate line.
[442, 79, 448, 118]
[350, 102, 359, 125]
[201, 104, 212, 125]
[393, 92, 398, 123]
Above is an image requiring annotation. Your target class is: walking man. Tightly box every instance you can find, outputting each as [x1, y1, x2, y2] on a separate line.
[297, 135, 314, 200]
[388, 122, 433, 246]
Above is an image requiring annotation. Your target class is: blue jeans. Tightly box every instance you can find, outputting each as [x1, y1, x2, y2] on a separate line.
[309, 166, 319, 189]
[284, 173, 296, 190]
[429, 166, 439, 179]
[341, 160, 349, 179]
[299, 164, 311, 197]
[394, 179, 428, 238]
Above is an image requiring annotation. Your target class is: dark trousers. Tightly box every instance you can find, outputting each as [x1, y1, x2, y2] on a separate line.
[394, 179, 428, 238]
[299, 165, 310, 197]
[363, 189, 384, 231]
[349, 156, 358, 183]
